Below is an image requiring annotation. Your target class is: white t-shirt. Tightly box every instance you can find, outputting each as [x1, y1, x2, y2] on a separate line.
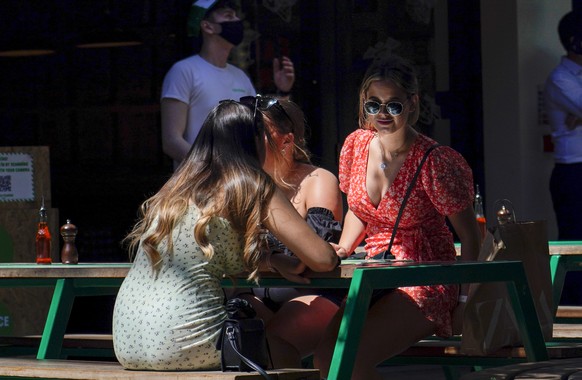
[161, 55, 256, 167]
[545, 56, 582, 164]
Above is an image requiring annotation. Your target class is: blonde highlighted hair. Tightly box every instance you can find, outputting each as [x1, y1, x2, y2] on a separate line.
[358, 55, 421, 130]
[124, 101, 276, 281]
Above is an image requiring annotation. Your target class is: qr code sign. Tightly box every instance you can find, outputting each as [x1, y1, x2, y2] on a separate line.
[0, 175, 11, 192]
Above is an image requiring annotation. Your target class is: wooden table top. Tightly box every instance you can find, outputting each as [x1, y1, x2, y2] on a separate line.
[548, 241, 582, 255]
[0, 263, 131, 278]
[0, 260, 479, 280]
[451, 241, 582, 256]
[0, 259, 524, 280]
[2, 240, 581, 279]
[0, 261, 386, 279]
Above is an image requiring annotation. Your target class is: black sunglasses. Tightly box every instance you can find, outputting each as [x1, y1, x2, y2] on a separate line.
[364, 100, 406, 116]
[240, 95, 293, 126]
[240, 95, 278, 119]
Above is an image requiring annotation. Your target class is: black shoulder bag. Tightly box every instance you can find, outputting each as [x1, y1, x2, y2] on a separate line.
[373, 144, 441, 260]
[215, 298, 273, 380]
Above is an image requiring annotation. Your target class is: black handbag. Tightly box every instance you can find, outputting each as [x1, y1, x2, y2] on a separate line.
[216, 298, 273, 379]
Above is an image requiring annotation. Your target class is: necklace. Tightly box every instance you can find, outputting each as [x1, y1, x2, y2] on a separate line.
[376, 129, 414, 170]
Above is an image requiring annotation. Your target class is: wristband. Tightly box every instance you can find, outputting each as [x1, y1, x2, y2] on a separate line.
[458, 295, 468, 303]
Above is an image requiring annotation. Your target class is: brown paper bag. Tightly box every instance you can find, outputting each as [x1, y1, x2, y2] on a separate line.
[460, 220, 553, 355]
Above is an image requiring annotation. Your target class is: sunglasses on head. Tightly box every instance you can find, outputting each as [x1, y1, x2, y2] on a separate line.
[238, 95, 277, 135]
[240, 95, 278, 118]
[364, 100, 406, 116]
[240, 94, 293, 127]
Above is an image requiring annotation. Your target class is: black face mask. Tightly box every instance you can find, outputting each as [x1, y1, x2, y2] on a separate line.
[218, 20, 244, 46]
[570, 32, 582, 55]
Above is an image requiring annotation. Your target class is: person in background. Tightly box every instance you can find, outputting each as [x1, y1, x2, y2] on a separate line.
[237, 97, 343, 368]
[161, 0, 295, 169]
[313, 55, 481, 380]
[545, 10, 582, 304]
[112, 100, 339, 371]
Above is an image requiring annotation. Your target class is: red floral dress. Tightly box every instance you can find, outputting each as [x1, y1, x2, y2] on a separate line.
[339, 129, 474, 336]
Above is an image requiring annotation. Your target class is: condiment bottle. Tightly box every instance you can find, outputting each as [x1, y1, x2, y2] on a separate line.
[474, 184, 486, 239]
[60, 219, 78, 264]
[35, 198, 52, 264]
[497, 205, 514, 225]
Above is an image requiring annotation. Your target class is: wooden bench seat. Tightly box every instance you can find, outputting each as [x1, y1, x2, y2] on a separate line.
[0, 334, 114, 358]
[556, 305, 582, 323]
[0, 358, 319, 379]
[385, 338, 582, 368]
[459, 357, 582, 379]
[0, 334, 113, 349]
[553, 324, 582, 339]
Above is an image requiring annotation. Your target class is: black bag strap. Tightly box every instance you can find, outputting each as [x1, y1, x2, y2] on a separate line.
[375, 144, 441, 259]
[225, 326, 273, 380]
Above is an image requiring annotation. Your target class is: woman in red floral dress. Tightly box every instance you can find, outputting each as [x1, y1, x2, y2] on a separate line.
[314, 56, 481, 380]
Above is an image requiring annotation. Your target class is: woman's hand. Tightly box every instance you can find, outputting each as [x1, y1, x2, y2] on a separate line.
[330, 242, 349, 259]
[270, 254, 310, 284]
[273, 56, 295, 94]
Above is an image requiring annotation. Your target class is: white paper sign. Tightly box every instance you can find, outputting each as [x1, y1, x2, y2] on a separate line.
[0, 153, 34, 202]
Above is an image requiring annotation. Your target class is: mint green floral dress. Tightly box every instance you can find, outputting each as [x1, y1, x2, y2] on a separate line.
[113, 205, 245, 370]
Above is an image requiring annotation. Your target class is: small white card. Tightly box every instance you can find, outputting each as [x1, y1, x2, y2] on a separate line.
[0, 153, 34, 202]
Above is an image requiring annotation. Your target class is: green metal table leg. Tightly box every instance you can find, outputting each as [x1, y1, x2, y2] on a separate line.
[37, 279, 75, 359]
[442, 365, 463, 380]
[550, 255, 567, 317]
[505, 266, 549, 361]
[327, 269, 373, 380]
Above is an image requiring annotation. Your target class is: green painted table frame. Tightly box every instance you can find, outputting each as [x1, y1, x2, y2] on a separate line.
[223, 260, 548, 380]
[453, 240, 582, 322]
[35, 277, 123, 359]
[0, 263, 128, 359]
[0, 261, 547, 380]
[549, 241, 582, 318]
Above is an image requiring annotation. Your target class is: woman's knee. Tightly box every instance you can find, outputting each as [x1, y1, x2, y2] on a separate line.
[312, 345, 331, 377]
[312, 325, 339, 376]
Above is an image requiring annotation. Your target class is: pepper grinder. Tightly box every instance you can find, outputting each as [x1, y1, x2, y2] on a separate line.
[60, 219, 78, 264]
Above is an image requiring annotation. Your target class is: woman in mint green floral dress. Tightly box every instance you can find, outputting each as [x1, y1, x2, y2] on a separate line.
[113, 100, 339, 371]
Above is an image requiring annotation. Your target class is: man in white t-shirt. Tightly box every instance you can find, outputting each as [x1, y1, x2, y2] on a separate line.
[161, 0, 295, 169]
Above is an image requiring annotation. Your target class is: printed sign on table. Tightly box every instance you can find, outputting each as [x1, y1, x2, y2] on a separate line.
[0, 153, 34, 202]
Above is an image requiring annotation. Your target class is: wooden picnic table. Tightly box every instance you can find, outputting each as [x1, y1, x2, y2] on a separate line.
[453, 240, 582, 319]
[548, 241, 582, 315]
[225, 260, 548, 380]
[0, 260, 547, 380]
[0, 263, 127, 359]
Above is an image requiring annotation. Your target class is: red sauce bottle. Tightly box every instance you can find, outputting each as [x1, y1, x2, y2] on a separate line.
[474, 184, 487, 239]
[35, 200, 52, 264]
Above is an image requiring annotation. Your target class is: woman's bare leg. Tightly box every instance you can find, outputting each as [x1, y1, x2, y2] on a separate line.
[314, 290, 437, 380]
[267, 295, 339, 368]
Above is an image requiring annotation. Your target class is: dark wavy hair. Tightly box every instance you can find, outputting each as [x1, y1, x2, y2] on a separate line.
[558, 11, 582, 53]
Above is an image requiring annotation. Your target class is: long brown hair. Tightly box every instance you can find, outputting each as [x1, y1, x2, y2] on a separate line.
[262, 99, 312, 188]
[124, 101, 276, 281]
